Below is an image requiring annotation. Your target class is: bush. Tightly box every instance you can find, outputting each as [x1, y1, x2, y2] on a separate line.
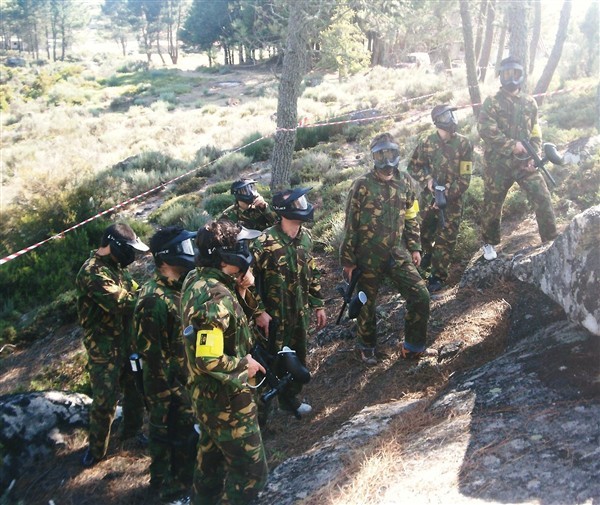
[311, 211, 346, 253]
[174, 175, 207, 195]
[149, 194, 202, 226]
[452, 219, 481, 266]
[241, 132, 274, 162]
[205, 181, 233, 195]
[203, 193, 235, 217]
[211, 152, 252, 180]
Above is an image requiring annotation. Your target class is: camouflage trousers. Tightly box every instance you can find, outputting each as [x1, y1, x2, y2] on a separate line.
[86, 357, 144, 459]
[147, 391, 197, 496]
[420, 199, 463, 282]
[190, 385, 268, 505]
[356, 253, 430, 352]
[482, 162, 557, 245]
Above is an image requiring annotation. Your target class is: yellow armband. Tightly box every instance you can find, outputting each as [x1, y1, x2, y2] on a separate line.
[459, 161, 472, 175]
[531, 123, 541, 139]
[405, 200, 420, 220]
[195, 327, 224, 358]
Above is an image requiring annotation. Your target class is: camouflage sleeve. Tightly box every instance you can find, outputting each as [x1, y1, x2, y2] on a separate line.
[260, 206, 279, 227]
[219, 205, 238, 223]
[339, 183, 361, 267]
[134, 295, 170, 398]
[447, 138, 473, 201]
[83, 265, 135, 314]
[251, 238, 267, 313]
[403, 189, 421, 252]
[186, 287, 250, 389]
[308, 254, 325, 309]
[477, 96, 514, 157]
[406, 139, 431, 188]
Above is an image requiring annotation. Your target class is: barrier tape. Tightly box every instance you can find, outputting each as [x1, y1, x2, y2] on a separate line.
[0, 83, 592, 267]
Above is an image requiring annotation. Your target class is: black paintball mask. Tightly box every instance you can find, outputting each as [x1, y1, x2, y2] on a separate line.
[153, 229, 197, 272]
[371, 140, 400, 176]
[208, 227, 261, 274]
[272, 187, 314, 222]
[431, 104, 458, 134]
[499, 57, 524, 92]
[231, 179, 260, 205]
[107, 232, 149, 268]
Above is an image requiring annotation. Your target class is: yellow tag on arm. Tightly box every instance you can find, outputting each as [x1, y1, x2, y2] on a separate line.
[459, 161, 473, 175]
[531, 123, 542, 139]
[405, 200, 420, 220]
[195, 327, 224, 358]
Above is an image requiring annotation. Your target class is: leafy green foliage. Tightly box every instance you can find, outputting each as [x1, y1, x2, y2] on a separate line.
[203, 194, 235, 217]
[241, 132, 274, 161]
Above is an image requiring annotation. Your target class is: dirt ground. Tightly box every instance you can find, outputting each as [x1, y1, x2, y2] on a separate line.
[1, 213, 568, 505]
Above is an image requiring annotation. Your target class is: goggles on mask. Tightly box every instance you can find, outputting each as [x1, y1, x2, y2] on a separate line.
[371, 141, 400, 170]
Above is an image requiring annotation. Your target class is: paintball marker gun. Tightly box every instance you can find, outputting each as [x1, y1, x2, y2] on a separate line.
[521, 139, 564, 187]
[431, 180, 447, 228]
[129, 353, 149, 410]
[336, 267, 367, 325]
[250, 342, 310, 417]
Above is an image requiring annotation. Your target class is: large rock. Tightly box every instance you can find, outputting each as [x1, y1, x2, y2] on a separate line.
[0, 391, 91, 491]
[513, 205, 600, 336]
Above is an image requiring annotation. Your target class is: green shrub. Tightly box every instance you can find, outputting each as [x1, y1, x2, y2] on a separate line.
[194, 145, 222, 165]
[182, 209, 211, 232]
[503, 186, 530, 220]
[311, 210, 346, 253]
[174, 175, 207, 195]
[293, 151, 333, 182]
[452, 219, 481, 266]
[211, 153, 252, 180]
[205, 181, 233, 195]
[203, 193, 235, 217]
[149, 194, 202, 225]
[462, 175, 484, 223]
[241, 132, 274, 162]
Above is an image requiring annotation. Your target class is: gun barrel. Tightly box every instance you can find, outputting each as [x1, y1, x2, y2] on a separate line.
[521, 138, 557, 187]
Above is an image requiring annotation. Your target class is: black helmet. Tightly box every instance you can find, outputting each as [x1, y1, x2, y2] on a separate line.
[431, 104, 458, 134]
[195, 221, 260, 273]
[499, 56, 524, 92]
[102, 223, 149, 268]
[231, 178, 259, 205]
[150, 226, 197, 271]
[369, 133, 400, 175]
[272, 187, 314, 222]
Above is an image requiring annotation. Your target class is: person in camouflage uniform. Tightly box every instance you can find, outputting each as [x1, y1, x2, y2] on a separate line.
[478, 56, 557, 261]
[180, 220, 267, 505]
[219, 178, 279, 231]
[252, 187, 327, 417]
[76, 222, 148, 467]
[407, 104, 473, 292]
[340, 133, 431, 365]
[133, 226, 198, 500]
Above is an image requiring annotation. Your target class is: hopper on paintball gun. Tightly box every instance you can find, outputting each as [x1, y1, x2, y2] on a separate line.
[336, 267, 367, 325]
[521, 139, 564, 187]
[432, 180, 447, 228]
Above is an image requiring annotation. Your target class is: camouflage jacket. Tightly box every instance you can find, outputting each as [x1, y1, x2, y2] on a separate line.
[180, 267, 258, 394]
[133, 272, 188, 400]
[407, 131, 473, 201]
[219, 202, 279, 231]
[252, 224, 323, 312]
[340, 169, 421, 270]
[76, 251, 137, 364]
[478, 88, 541, 162]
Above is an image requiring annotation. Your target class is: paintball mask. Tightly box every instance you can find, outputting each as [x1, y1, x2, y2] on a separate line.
[107, 231, 149, 268]
[499, 57, 524, 92]
[231, 179, 260, 205]
[212, 226, 261, 274]
[431, 104, 458, 134]
[272, 187, 314, 222]
[371, 140, 400, 176]
[154, 229, 197, 271]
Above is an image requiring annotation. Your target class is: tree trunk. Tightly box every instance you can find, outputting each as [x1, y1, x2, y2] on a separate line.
[494, 12, 508, 72]
[529, 0, 541, 74]
[533, 0, 571, 105]
[507, 0, 530, 89]
[478, 0, 495, 82]
[460, 0, 482, 117]
[474, 0, 488, 61]
[270, 1, 310, 192]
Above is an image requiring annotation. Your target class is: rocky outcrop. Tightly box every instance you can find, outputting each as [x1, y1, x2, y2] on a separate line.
[0, 391, 91, 491]
[513, 205, 600, 336]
